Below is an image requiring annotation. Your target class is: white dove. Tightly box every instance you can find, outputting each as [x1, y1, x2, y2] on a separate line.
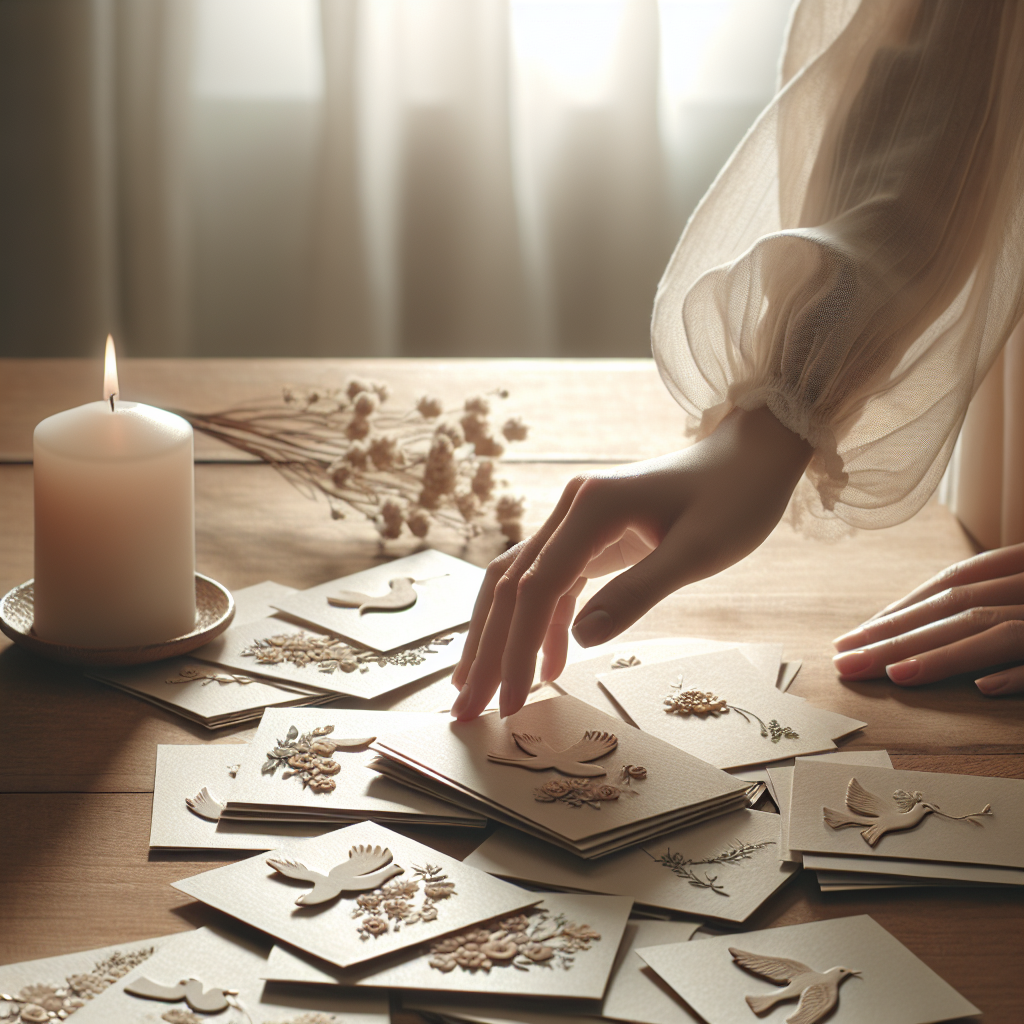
[267, 844, 404, 905]
[487, 731, 617, 776]
[327, 576, 419, 614]
[124, 976, 238, 1013]
[184, 786, 224, 822]
[729, 947, 860, 1024]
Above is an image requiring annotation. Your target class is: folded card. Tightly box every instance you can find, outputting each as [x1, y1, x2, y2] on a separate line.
[262, 892, 632, 1001]
[598, 649, 865, 769]
[271, 549, 485, 653]
[636, 914, 978, 1024]
[172, 820, 540, 970]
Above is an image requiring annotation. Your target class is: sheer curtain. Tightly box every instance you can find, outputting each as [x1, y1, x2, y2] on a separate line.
[0, 0, 792, 359]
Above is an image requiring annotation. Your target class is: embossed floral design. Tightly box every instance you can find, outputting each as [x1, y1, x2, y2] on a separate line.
[0, 948, 154, 1023]
[533, 765, 647, 809]
[664, 680, 798, 743]
[351, 864, 457, 940]
[643, 838, 776, 896]
[261, 1015, 340, 1024]
[261, 724, 372, 793]
[165, 666, 258, 687]
[427, 909, 600, 974]
[241, 631, 454, 676]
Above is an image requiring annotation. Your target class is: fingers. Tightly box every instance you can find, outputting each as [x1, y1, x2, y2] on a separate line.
[451, 475, 590, 719]
[834, 573, 1023, 653]
[861, 543, 1024, 625]
[976, 665, 1024, 696]
[539, 578, 586, 685]
[832, 605, 1024, 680]
[881, 619, 1024, 687]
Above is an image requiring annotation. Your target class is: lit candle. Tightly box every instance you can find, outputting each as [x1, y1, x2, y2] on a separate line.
[32, 337, 196, 647]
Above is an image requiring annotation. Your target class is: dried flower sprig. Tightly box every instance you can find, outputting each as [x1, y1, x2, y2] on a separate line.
[174, 381, 528, 543]
[644, 839, 776, 896]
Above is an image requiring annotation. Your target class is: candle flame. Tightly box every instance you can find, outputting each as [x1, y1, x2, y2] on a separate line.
[103, 335, 119, 410]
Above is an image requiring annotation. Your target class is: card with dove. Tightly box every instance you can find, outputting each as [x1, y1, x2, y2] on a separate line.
[802, 853, 1024, 888]
[221, 709, 485, 827]
[270, 550, 485, 654]
[149, 744, 343, 851]
[787, 761, 1024, 868]
[463, 808, 796, 924]
[0, 934, 180, 1024]
[190, 613, 467, 701]
[261, 892, 632, 1001]
[635, 914, 978, 1024]
[67, 925, 390, 1024]
[403, 919, 703, 1024]
[369, 694, 748, 858]
[171, 821, 541, 970]
[597, 649, 866, 770]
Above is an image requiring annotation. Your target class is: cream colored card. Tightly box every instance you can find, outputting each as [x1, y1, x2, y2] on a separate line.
[637, 915, 978, 1024]
[598, 650, 867, 769]
[802, 853, 1024, 886]
[0, 935, 180, 1024]
[464, 809, 795, 924]
[193, 616, 467, 700]
[150, 744, 339, 850]
[404, 919, 702, 1024]
[172, 820, 540, 970]
[68, 926, 388, 1024]
[231, 580, 300, 625]
[262, 892, 632, 1000]
[271, 550, 485, 653]
[373, 694, 748, 847]
[788, 760, 1024, 867]
[224, 708, 485, 825]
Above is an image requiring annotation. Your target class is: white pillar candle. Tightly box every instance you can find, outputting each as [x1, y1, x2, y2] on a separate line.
[32, 339, 196, 647]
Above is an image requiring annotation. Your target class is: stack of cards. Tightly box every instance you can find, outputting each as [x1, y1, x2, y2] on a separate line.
[782, 760, 1024, 890]
[369, 693, 750, 858]
[595, 649, 865, 770]
[171, 821, 542, 971]
[464, 807, 797, 924]
[87, 551, 485, 729]
[149, 710, 488, 852]
[635, 915, 979, 1024]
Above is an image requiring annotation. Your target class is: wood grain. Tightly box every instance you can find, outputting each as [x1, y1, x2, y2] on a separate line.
[1, 358, 1021, 1023]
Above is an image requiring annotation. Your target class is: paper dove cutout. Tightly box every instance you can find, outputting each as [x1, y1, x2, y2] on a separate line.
[184, 786, 224, 822]
[823, 777, 993, 846]
[487, 731, 617, 777]
[124, 976, 238, 1013]
[328, 576, 419, 614]
[730, 947, 860, 1024]
[267, 844, 404, 905]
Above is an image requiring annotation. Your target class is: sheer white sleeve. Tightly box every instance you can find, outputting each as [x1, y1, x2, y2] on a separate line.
[652, 0, 1024, 532]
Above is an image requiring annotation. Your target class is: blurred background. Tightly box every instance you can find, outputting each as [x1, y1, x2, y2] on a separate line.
[0, 0, 791, 359]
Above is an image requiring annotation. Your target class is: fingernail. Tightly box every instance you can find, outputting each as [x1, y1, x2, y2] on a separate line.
[572, 610, 612, 648]
[886, 659, 920, 683]
[832, 650, 873, 677]
[539, 654, 553, 683]
[450, 686, 470, 718]
[976, 675, 1010, 696]
[832, 627, 866, 651]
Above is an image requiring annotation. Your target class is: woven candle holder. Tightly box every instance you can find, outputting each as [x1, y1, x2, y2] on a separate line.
[0, 573, 234, 667]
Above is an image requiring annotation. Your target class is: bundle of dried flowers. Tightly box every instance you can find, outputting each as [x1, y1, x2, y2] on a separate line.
[175, 381, 528, 543]
[0, 948, 154, 1023]
[427, 909, 600, 974]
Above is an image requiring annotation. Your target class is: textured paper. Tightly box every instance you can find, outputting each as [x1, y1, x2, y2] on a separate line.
[803, 853, 1024, 886]
[193, 615, 467, 700]
[230, 580, 300, 624]
[373, 694, 747, 850]
[223, 708, 485, 825]
[465, 809, 796, 924]
[262, 892, 632, 999]
[405, 919, 702, 1024]
[68, 926, 388, 1024]
[599, 649, 866, 769]
[172, 821, 540, 970]
[272, 550, 485, 653]
[150, 743, 341, 850]
[788, 761, 1024, 867]
[637, 915, 979, 1024]
[0, 935, 180, 1023]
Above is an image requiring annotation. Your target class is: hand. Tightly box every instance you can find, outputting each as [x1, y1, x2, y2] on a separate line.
[450, 406, 814, 720]
[832, 543, 1024, 694]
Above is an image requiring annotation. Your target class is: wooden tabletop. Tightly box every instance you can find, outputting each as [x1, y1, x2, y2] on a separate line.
[1, 358, 1020, 1022]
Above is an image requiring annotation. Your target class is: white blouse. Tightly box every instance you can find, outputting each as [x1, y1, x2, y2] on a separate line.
[652, 0, 1024, 533]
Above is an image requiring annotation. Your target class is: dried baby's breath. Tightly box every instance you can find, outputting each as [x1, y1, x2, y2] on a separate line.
[240, 631, 454, 675]
[174, 381, 528, 544]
